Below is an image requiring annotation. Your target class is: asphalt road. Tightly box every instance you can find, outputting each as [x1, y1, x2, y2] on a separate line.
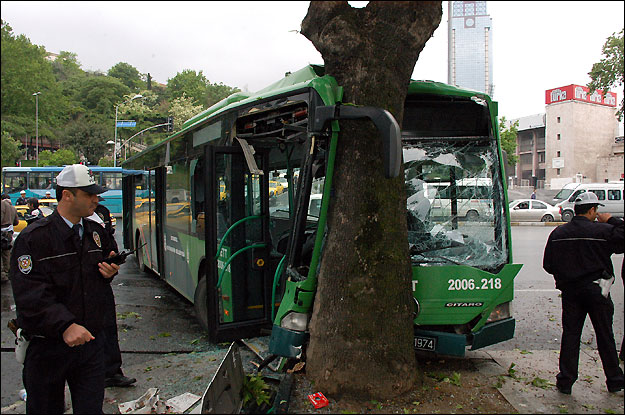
[1, 223, 623, 412]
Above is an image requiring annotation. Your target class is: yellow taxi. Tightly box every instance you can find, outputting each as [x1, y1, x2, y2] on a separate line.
[269, 181, 284, 197]
[14, 205, 54, 234]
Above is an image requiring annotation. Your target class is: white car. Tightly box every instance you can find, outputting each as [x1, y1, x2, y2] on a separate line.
[509, 199, 561, 222]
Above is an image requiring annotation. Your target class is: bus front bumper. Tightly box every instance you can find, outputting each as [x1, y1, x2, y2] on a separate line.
[414, 318, 515, 357]
[268, 325, 307, 358]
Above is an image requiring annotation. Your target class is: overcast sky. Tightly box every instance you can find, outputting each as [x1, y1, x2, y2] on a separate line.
[2, 1, 624, 121]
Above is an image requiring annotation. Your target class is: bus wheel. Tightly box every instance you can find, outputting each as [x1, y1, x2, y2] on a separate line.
[194, 273, 210, 332]
[466, 210, 479, 221]
[135, 234, 147, 272]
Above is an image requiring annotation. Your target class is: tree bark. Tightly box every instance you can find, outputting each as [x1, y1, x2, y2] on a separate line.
[301, 1, 442, 399]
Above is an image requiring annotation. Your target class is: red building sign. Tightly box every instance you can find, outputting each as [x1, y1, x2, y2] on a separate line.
[545, 84, 617, 107]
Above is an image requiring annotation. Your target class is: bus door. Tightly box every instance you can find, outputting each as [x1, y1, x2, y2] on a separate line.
[148, 167, 166, 276]
[121, 174, 135, 250]
[205, 146, 273, 341]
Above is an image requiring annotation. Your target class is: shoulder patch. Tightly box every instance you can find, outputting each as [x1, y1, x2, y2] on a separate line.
[18, 255, 32, 274]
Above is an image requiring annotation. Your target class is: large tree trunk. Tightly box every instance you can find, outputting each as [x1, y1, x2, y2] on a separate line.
[301, 1, 442, 399]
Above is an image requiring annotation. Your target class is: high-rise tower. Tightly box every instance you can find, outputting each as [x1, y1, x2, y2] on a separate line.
[448, 1, 494, 96]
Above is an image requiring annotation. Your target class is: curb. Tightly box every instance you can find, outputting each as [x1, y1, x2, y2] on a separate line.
[510, 222, 566, 227]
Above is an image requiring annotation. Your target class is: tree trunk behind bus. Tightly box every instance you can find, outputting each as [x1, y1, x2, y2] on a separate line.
[301, 1, 442, 399]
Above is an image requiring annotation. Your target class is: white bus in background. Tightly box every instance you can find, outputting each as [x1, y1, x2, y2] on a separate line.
[426, 178, 493, 221]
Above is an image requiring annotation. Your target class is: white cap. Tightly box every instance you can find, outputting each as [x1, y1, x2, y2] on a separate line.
[56, 164, 106, 194]
[574, 191, 604, 206]
[20, 190, 26, 194]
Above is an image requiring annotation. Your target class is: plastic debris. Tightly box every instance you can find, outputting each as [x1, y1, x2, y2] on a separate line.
[307, 392, 329, 409]
[165, 392, 201, 413]
[118, 388, 159, 414]
[118, 389, 201, 414]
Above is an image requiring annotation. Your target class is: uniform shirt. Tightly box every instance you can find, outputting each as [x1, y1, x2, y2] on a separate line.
[543, 216, 624, 291]
[9, 210, 117, 340]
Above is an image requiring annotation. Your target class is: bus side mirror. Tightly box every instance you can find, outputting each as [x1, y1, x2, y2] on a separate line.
[312, 105, 401, 179]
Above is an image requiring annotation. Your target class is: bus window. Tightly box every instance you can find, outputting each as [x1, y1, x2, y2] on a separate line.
[29, 172, 53, 190]
[102, 173, 122, 190]
[3, 172, 26, 194]
[404, 140, 506, 271]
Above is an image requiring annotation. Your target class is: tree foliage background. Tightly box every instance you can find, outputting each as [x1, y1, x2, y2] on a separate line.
[0, 19, 240, 167]
[588, 28, 624, 121]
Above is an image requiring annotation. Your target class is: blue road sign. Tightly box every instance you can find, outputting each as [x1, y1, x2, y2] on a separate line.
[116, 121, 137, 128]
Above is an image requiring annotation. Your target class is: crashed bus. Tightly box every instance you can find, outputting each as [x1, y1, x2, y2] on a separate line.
[121, 65, 521, 359]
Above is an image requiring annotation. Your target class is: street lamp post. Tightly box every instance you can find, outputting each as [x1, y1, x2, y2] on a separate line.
[33, 92, 41, 166]
[114, 94, 143, 167]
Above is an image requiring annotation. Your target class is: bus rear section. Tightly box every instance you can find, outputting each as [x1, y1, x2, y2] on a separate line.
[402, 87, 521, 356]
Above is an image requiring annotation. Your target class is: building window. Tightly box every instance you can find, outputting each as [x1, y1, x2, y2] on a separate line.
[557, 134, 561, 140]
[557, 151, 561, 157]
[557, 169, 561, 175]
[557, 117, 561, 123]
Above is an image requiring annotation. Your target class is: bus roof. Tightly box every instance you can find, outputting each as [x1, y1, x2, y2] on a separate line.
[123, 65, 497, 166]
[2, 166, 122, 172]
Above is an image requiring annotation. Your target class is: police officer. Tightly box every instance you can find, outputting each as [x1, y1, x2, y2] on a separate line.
[89, 198, 136, 387]
[15, 190, 27, 206]
[9, 164, 120, 414]
[543, 191, 624, 395]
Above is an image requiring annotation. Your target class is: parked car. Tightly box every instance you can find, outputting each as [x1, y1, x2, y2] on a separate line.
[268, 180, 284, 197]
[509, 199, 561, 222]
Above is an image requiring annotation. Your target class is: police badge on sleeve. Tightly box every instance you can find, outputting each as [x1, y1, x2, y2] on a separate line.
[18, 255, 32, 274]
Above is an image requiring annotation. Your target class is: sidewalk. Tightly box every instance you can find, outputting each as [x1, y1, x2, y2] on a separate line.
[3, 346, 622, 414]
[471, 348, 625, 414]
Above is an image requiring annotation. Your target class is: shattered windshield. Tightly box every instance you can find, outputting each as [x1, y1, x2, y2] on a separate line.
[404, 139, 507, 271]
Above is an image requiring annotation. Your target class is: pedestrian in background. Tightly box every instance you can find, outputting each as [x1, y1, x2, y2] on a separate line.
[531, 188, 537, 199]
[26, 198, 43, 218]
[9, 164, 120, 413]
[543, 191, 624, 395]
[1, 193, 19, 284]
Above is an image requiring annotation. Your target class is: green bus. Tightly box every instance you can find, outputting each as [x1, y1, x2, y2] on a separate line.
[121, 65, 521, 358]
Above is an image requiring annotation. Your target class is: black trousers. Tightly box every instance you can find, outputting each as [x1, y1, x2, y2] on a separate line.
[23, 334, 105, 414]
[103, 304, 123, 378]
[557, 283, 624, 389]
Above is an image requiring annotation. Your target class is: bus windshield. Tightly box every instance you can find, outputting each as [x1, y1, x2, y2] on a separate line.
[403, 139, 507, 271]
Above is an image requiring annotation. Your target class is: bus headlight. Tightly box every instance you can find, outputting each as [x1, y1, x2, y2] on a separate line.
[280, 312, 308, 331]
[486, 302, 511, 323]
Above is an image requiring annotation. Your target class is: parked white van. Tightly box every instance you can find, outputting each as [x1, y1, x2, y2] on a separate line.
[555, 182, 624, 222]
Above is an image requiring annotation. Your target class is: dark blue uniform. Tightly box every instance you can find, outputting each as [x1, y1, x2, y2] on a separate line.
[543, 215, 624, 393]
[10, 210, 117, 414]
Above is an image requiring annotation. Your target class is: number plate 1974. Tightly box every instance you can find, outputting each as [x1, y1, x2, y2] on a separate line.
[414, 335, 436, 351]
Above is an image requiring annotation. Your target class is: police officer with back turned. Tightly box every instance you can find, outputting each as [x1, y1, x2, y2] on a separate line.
[543, 191, 624, 395]
[9, 164, 120, 414]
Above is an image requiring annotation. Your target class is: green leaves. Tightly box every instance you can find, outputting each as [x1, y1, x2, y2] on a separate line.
[588, 29, 624, 121]
[241, 373, 271, 407]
